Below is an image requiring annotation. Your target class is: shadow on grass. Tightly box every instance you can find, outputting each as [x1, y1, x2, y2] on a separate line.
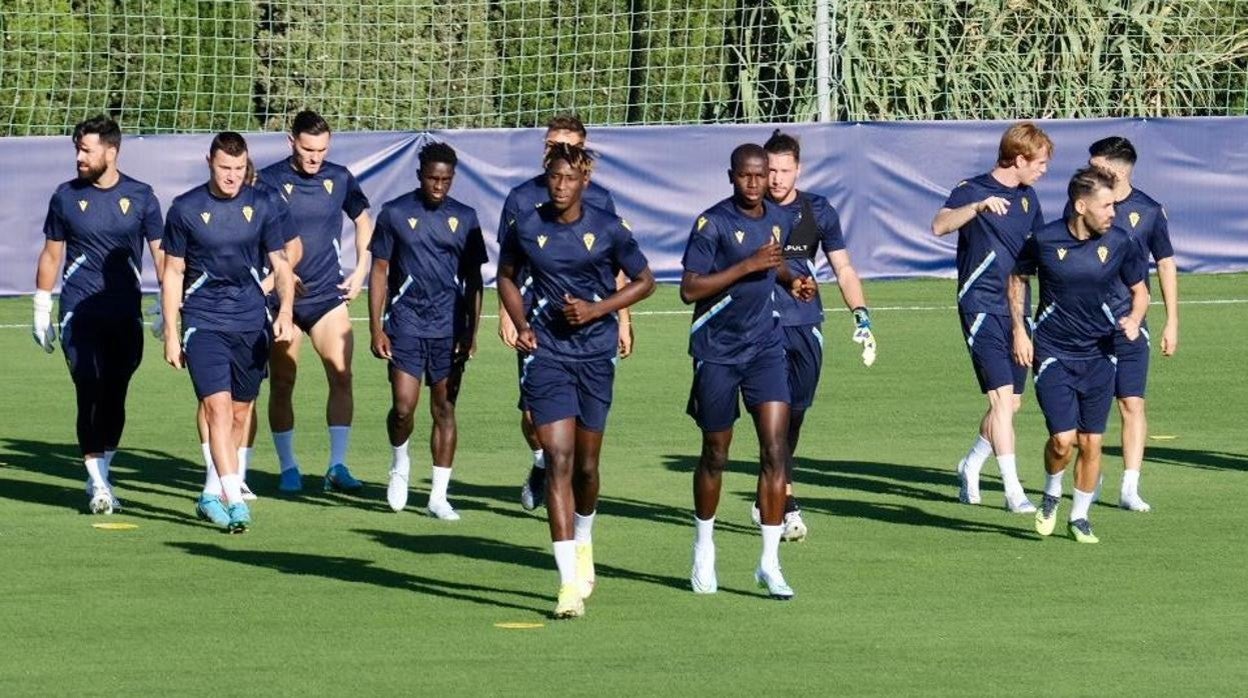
[167, 541, 548, 615]
[356, 530, 761, 598]
[1103, 445, 1248, 472]
[798, 496, 1036, 540]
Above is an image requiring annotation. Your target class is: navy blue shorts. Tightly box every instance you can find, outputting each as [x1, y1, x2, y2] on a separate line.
[184, 328, 270, 401]
[961, 312, 1027, 394]
[1113, 325, 1150, 399]
[687, 344, 790, 433]
[390, 335, 455, 385]
[1034, 355, 1115, 434]
[293, 295, 345, 334]
[60, 308, 144, 386]
[783, 324, 824, 411]
[521, 355, 615, 432]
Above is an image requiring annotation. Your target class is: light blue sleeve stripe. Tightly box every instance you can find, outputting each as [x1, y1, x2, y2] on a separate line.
[690, 294, 733, 334]
[1034, 302, 1057, 329]
[1101, 302, 1117, 326]
[391, 275, 413, 305]
[957, 250, 997, 301]
[63, 254, 87, 282]
[184, 273, 209, 300]
[965, 312, 986, 347]
[1034, 356, 1056, 384]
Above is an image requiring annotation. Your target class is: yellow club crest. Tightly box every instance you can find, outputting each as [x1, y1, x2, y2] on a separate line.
[697, 216, 708, 231]
[283, 182, 294, 195]
[448, 216, 459, 233]
[200, 212, 211, 224]
[1097, 245, 1109, 264]
[242, 205, 254, 222]
[771, 225, 782, 243]
[1057, 248, 1067, 261]
[78, 200, 88, 212]
[1128, 211, 1141, 228]
[620, 218, 633, 231]
[407, 217, 418, 230]
[119, 197, 131, 214]
[583, 232, 596, 251]
[537, 234, 548, 249]
[734, 230, 745, 244]
[1021, 197, 1030, 213]
[323, 180, 334, 194]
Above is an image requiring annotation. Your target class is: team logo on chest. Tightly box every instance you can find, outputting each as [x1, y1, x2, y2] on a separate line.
[772, 225, 782, 244]
[734, 230, 745, 244]
[448, 216, 459, 233]
[118, 197, 131, 215]
[407, 217, 418, 230]
[78, 200, 89, 212]
[242, 205, 254, 223]
[621, 219, 633, 231]
[583, 232, 596, 251]
[1021, 197, 1030, 214]
[200, 212, 212, 224]
[1057, 248, 1067, 261]
[283, 182, 294, 196]
[697, 216, 708, 231]
[1128, 211, 1141, 228]
[537, 234, 548, 249]
[1097, 245, 1109, 264]
[323, 180, 334, 194]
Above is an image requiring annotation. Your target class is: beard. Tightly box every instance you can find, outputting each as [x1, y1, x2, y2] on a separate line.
[77, 160, 107, 183]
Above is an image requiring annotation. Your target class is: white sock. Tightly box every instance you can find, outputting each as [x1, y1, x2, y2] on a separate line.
[760, 524, 783, 571]
[220, 473, 244, 505]
[694, 516, 715, 549]
[553, 540, 577, 585]
[532, 449, 545, 469]
[328, 425, 350, 466]
[1044, 470, 1065, 498]
[391, 441, 411, 476]
[101, 450, 115, 483]
[430, 465, 452, 502]
[237, 447, 252, 482]
[1070, 488, 1094, 522]
[963, 435, 992, 471]
[574, 511, 596, 544]
[201, 443, 222, 496]
[1122, 469, 1141, 497]
[273, 429, 298, 472]
[997, 454, 1023, 496]
[84, 457, 107, 490]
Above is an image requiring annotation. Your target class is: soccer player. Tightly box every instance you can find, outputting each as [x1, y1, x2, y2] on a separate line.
[1010, 166, 1149, 543]
[496, 115, 626, 512]
[497, 143, 654, 619]
[161, 132, 296, 532]
[760, 129, 874, 542]
[1085, 136, 1179, 511]
[682, 143, 814, 600]
[931, 121, 1051, 513]
[369, 142, 487, 520]
[32, 115, 164, 514]
[257, 110, 373, 493]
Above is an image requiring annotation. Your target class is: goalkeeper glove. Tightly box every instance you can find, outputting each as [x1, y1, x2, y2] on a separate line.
[851, 306, 876, 367]
[148, 289, 165, 339]
[32, 289, 57, 353]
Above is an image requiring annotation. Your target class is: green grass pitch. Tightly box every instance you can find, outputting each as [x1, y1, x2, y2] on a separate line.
[1, 275, 1245, 695]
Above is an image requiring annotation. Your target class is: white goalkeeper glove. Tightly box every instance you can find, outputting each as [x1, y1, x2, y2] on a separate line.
[852, 306, 876, 367]
[32, 289, 57, 353]
[148, 289, 165, 339]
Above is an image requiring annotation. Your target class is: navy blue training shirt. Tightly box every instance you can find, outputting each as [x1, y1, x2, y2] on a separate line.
[682, 197, 789, 364]
[1015, 218, 1148, 360]
[774, 191, 845, 327]
[500, 202, 647, 362]
[370, 191, 487, 339]
[944, 173, 1043, 316]
[43, 174, 163, 315]
[162, 184, 290, 332]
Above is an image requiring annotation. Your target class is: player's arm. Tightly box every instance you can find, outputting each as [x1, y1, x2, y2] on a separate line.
[563, 269, 655, 327]
[615, 271, 634, 358]
[827, 249, 875, 365]
[496, 198, 521, 348]
[267, 248, 296, 343]
[339, 210, 374, 302]
[680, 240, 782, 303]
[1156, 255, 1179, 356]
[161, 254, 186, 368]
[32, 239, 65, 352]
[1118, 280, 1150, 342]
[145, 239, 169, 339]
[1008, 273, 1032, 366]
[459, 259, 484, 360]
[497, 261, 535, 352]
[931, 198, 1010, 236]
[367, 256, 391, 359]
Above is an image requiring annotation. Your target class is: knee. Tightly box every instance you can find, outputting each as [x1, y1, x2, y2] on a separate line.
[326, 364, 352, 393]
[270, 368, 297, 396]
[430, 397, 456, 427]
[390, 401, 416, 425]
[760, 439, 788, 475]
[1118, 397, 1145, 419]
[699, 442, 729, 475]
[1048, 432, 1076, 459]
[1077, 432, 1102, 453]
